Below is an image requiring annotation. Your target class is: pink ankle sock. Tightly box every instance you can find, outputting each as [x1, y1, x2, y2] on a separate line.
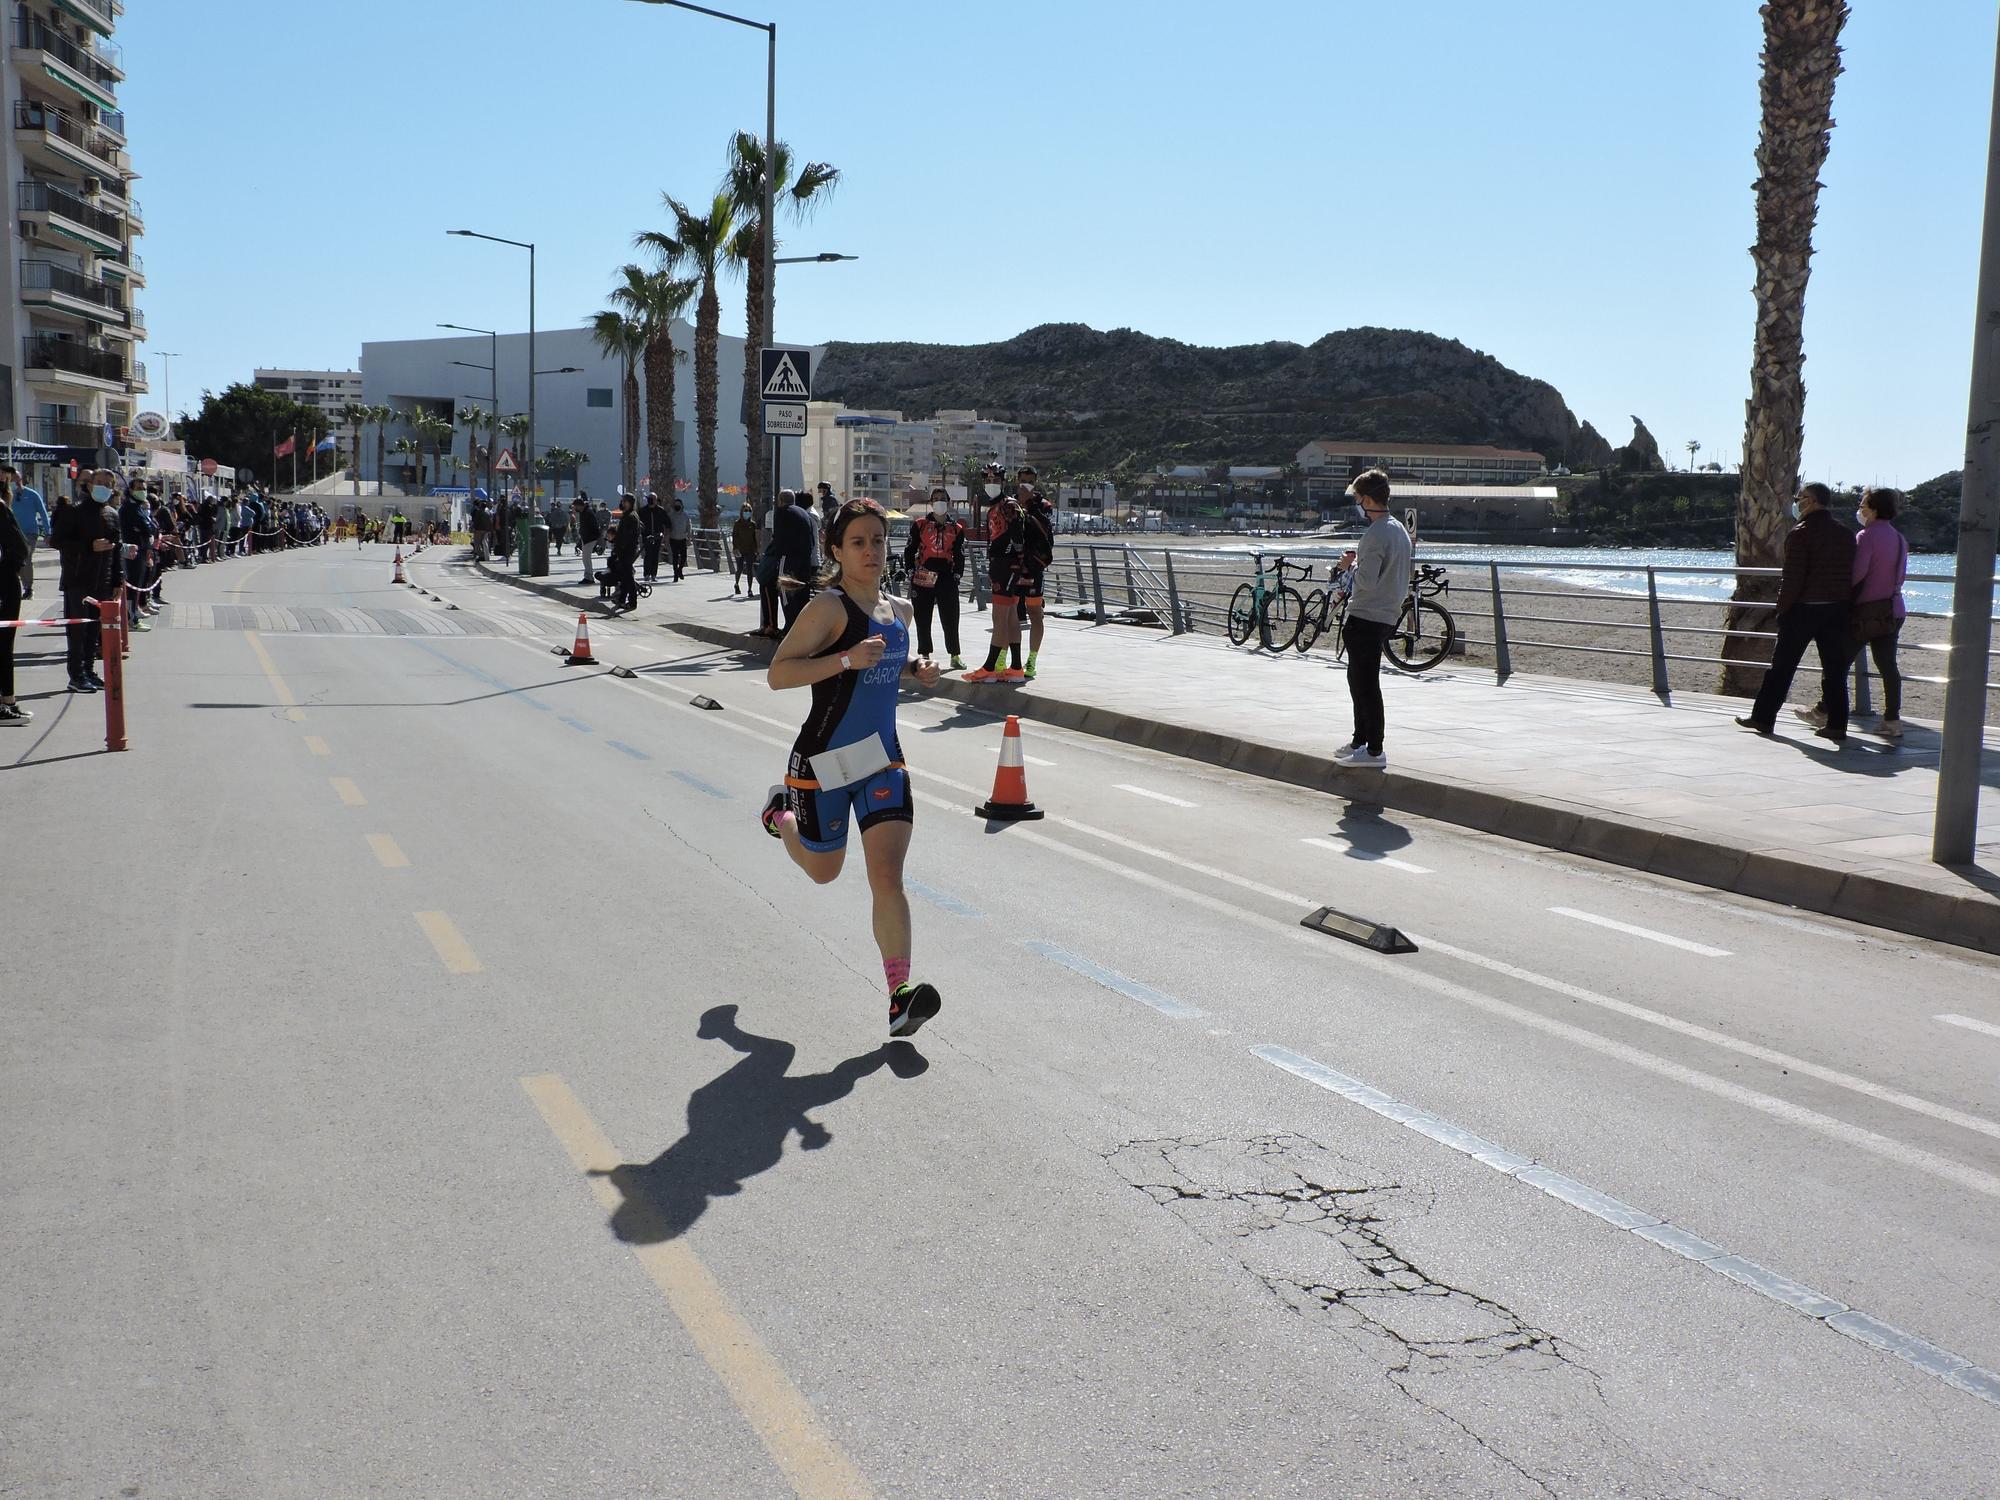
[884, 957, 911, 996]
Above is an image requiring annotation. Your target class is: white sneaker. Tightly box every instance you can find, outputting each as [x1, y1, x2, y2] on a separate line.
[1347, 749, 1388, 769]
[1332, 744, 1365, 764]
[1879, 718, 1904, 741]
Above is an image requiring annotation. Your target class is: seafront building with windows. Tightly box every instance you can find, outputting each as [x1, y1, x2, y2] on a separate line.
[0, 0, 145, 491]
[254, 368, 364, 449]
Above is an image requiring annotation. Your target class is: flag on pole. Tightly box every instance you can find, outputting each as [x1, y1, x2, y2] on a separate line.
[273, 435, 296, 458]
[315, 435, 337, 453]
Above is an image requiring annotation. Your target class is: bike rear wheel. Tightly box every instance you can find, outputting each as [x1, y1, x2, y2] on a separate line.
[1226, 583, 1258, 646]
[1260, 586, 1303, 651]
[1294, 591, 1328, 653]
[1387, 598, 1457, 673]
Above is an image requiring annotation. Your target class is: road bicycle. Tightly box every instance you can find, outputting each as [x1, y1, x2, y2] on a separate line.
[1295, 561, 1458, 673]
[1226, 556, 1308, 651]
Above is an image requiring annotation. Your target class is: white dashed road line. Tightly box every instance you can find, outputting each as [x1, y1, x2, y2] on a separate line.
[1937, 1013, 2000, 1041]
[1115, 784, 1196, 808]
[1302, 836, 1433, 875]
[1550, 906, 1732, 957]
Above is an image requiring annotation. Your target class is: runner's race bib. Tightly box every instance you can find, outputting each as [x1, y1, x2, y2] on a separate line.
[809, 732, 892, 790]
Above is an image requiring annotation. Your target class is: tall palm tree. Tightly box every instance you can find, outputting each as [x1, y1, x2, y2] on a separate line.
[610, 264, 696, 507]
[390, 436, 420, 492]
[1686, 439, 1702, 472]
[339, 402, 369, 496]
[639, 191, 737, 531]
[722, 133, 840, 511]
[416, 412, 454, 494]
[457, 405, 493, 495]
[496, 413, 530, 497]
[368, 403, 394, 497]
[590, 308, 648, 499]
[1720, 0, 1848, 695]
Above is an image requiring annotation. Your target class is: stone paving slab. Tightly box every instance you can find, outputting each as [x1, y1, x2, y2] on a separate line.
[472, 558, 2000, 955]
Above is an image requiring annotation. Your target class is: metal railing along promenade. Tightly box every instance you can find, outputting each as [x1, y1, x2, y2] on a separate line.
[990, 541, 2000, 711]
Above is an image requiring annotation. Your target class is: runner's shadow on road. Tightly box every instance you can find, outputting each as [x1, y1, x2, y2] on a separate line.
[590, 1004, 927, 1246]
[1335, 803, 1414, 854]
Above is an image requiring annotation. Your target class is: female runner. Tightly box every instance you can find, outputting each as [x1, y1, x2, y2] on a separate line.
[762, 499, 945, 1036]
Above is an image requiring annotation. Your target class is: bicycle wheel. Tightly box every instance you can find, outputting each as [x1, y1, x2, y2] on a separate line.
[1294, 591, 1327, 653]
[1226, 583, 1257, 646]
[1260, 586, 1303, 651]
[1387, 598, 1457, 673]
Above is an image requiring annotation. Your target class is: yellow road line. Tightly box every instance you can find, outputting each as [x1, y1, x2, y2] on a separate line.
[330, 776, 366, 807]
[367, 834, 409, 869]
[303, 735, 331, 756]
[415, 911, 482, 974]
[244, 631, 298, 708]
[520, 1075, 874, 1500]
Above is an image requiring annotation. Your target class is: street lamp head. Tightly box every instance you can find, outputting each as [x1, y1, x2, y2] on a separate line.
[448, 229, 474, 236]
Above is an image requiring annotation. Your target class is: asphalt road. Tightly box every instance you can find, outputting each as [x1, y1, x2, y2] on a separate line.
[5, 543, 1999, 1499]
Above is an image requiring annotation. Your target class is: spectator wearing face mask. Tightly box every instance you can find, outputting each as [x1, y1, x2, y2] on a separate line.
[52, 471, 118, 694]
[731, 502, 760, 597]
[0, 474, 31, 724]
[5, 464, 47, 602]
[636, 490, 664, 584]
[902, 488, 967, 670]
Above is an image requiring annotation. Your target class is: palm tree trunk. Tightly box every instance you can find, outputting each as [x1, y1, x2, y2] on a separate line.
[741, 222, 768, 513]
[696, 276, 720, 532]
[643, 332, 675, 503]
[1720, 0, 1848, 696]
[624, 355, 640, 496]
[375, 422, 386, 499]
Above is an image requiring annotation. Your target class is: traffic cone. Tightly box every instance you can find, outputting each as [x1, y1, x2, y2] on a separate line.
[392, 548, 407, 584]
[975, 715, 1044, 821]
[564, 611, 598, 666]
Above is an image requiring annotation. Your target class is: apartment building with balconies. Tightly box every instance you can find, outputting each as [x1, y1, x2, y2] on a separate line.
[1, 0, 144, 481]
[255, 368, 366, 449]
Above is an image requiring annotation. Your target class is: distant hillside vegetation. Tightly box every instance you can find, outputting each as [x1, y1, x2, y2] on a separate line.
[815, 323, 1613, 474]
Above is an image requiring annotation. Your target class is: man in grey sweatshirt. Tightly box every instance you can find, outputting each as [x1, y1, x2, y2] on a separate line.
[1334, 467, 1411, 769]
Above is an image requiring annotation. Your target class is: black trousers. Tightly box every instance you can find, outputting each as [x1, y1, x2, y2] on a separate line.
[611, 555, 638, 610]
[642, 535, 662, 580]
[63, 583, 99, 680]
[1854, 623, 1903, 720]
[780, 585, 810, 634]
[1751, 601, 1850, 737]
[0, 568, 19, 697]
[670, 538, 689, 580]
[912, 581, 960, 657]
[1344, 616, 1392, 753]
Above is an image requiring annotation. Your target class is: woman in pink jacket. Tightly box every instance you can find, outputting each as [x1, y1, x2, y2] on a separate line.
[1801, 488, 1907, 740]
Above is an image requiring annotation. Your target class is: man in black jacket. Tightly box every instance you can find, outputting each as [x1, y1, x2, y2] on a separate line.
[637, 490, 664, 583]
[53, 472, 117, 693]
[608, 494, 641, 612]
[1738, 482, 1858, 744]
[773, 490, 820, 634]
[574, 492, 602, 587]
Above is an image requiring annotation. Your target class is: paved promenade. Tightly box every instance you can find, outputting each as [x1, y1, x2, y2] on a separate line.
[477, 553, 2000, 953]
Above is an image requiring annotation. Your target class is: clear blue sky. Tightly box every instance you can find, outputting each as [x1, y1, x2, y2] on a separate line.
[125, 0, 1994, 487]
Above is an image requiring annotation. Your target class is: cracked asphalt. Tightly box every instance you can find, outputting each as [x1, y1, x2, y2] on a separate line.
[5, 544, 1998, 1499]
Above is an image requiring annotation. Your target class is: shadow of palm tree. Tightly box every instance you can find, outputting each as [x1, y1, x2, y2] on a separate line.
[590, 1004, 927, 1245]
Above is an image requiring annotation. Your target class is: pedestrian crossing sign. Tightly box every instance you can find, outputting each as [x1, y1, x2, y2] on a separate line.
[493, 448, 520, 474]
[760, 348, 813, 402]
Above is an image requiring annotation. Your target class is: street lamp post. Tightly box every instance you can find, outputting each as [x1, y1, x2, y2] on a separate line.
[153, 350, 178, 435]
[447, 231, 534, 501]
[441, 323, 498, 496]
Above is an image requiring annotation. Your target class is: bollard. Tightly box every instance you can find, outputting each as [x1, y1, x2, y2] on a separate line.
[1645, 566, 1671, 702]
[1122, 548, 1138, 608]
[1489, 563, 1512, 683]
[1088, 548, 1107, 626]
[1852, 641, 1874, 718]
[97, 595, 126, 751]
[1164, 550, 1186, 635]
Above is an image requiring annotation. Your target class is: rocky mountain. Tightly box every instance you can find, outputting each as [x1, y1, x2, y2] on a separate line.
[814, 323, 1613, 474]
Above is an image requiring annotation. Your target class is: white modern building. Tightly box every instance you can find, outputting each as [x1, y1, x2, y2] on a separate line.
[361, 323, 816, 505]
[0, 0, 145, 492]
[255, 368, 364, 446]
[800, 403, 1028, 507]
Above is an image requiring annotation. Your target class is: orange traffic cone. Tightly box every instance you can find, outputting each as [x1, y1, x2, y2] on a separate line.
[975, 715, 1044, 821]
[564, 611, 598, 666]
[391, 548, 407, 584]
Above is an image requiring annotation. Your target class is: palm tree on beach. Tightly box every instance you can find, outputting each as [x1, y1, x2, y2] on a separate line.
[1720, 0, 1849, 696]
[721, 132, 839, 512]
[638, 191, 737, 532]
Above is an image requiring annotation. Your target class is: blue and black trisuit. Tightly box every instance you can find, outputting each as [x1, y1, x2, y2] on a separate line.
[783, 591, 913, 852]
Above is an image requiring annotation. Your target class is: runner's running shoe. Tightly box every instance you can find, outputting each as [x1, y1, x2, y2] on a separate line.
[1000, 668, 1027, 683]
[761, 785, 790, 839]
[1023, 653, 1039, 681]
[961, 667, 999, 682]
[889, 982, 941, 1037]
[949, 656, 967, 671]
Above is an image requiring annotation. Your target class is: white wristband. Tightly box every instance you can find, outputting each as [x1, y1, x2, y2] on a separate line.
[840, 653, 852, 671]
